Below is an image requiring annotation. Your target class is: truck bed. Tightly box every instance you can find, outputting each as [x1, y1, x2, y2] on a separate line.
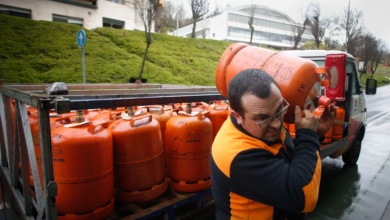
[0, 83, 223, 220]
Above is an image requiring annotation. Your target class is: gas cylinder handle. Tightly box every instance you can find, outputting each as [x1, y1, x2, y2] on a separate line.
[88, 118, 110, 134]
[193, 102, 209, 110]
[146, 105, 164, 114]
[209, 100, 229, 111]
[108, 110, 122, 122]
[130, 113, 153, 127]
[315, 66, 330, 87]
[197, 111, 210, 120]
[53, 116, 72, 125]
[312, 96, 331, 117]
[214, 103, 229, 111]
[172, 103, 183, 112]
[312, 105, 325, 117]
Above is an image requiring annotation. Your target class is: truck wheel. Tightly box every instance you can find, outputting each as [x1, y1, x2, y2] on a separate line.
[342, 138, 361, 165]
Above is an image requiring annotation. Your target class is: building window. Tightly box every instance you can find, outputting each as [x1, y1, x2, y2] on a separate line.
[228, 13, 293, 32]
[228, 26, 292, 45]
[51, 0, 97, 8]
[103, 17, 124, 29]
[0, 4, 31, 19]
[52, 14, 83, 26]
[239, 7, 291, 23]
[106, 0, 123, 4]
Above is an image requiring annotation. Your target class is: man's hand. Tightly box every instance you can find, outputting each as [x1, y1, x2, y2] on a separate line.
[294, 105, 319, 132]
[294, 105, 335, 137]
[316, 105, 335, 138]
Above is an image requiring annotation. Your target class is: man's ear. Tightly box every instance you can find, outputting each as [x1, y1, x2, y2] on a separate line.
[231, 110, 243, 125]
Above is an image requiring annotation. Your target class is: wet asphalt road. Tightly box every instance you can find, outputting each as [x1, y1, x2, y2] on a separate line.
[308, 85, 390, 220]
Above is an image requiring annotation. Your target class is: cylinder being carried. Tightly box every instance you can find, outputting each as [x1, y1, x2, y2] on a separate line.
[215, 43, 326, 123]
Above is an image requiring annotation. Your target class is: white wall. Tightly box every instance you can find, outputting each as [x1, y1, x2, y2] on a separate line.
[209, 12, 228, 40]
[1, 0, 143, 30]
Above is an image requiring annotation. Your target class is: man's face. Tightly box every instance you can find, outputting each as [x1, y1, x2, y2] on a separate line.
[232, 84, 286, 143]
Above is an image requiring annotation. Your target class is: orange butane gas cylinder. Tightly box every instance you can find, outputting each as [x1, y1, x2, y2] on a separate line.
[215, 43, 324, 123]
[285, 123, 296, 138]
[208, 101, 230, 140]
[109, 107, 168, 203]
[51, 111, 115, 219]
[29, 108, 96, 187]
[26, 107, 41, 186]
[27, 107, 67, 185]
[148, 105, 176, 148]
[322, 127, 333, 144]
[332, 106, 345, 140]
[165, 105, 213, 193]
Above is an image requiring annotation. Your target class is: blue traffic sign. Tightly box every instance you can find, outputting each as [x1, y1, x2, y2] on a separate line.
[77, 29, 86, 48]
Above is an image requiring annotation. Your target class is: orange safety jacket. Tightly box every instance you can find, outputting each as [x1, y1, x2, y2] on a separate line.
[211, 115, 321, 220]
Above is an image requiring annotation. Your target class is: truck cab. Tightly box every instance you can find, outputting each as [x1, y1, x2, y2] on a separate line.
[281, 50, 377, 164]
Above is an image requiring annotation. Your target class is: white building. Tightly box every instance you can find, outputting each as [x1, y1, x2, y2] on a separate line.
[0, 0, 144, 30]
[1, 1, 313, 49]
[173, 5, 313, 50]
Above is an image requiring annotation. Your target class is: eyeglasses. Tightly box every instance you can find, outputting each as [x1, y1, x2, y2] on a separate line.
[251, 98, 290, 128]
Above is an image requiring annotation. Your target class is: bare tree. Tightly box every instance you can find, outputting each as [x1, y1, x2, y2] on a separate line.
[368, 39, 384, 76]
[370, 47, 384, 76]
[189, 0, 209, 38]
[154, 1, 181, 33]
[174, 2, 187, 33]
[340, 0, 363, 55]
[355, 33, 384, 77]
[212, 2, 224, 16]
[290, 5, 311, 49]
[291, 18, 309, 49]
[324, 37, 342, 50]
[128, 0, 164, 82]
[356, 33, 376, 75]
[248, 4, 256, 45]
[384, 53, 390, 67]
[154, 3, 166, 33]
[324, 16, 341, 50]
[307, 2, 325, 48]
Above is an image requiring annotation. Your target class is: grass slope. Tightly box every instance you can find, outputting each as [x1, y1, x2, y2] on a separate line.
[1, 14, 389, 86]
[0, 14, 231, 85]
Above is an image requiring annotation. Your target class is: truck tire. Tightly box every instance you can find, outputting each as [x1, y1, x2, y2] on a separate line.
[342, 138, 361, 165]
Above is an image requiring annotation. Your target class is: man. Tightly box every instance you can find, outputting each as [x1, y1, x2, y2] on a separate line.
[211, 68, 334, 219]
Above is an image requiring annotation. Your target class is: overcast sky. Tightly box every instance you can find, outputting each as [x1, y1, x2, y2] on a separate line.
[173, 0, 390, 49]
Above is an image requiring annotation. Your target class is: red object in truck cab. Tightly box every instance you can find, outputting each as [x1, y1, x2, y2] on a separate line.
[325, 54, 347, 101]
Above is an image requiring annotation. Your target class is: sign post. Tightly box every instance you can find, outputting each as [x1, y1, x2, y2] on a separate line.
[77, 29, 87, 83]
